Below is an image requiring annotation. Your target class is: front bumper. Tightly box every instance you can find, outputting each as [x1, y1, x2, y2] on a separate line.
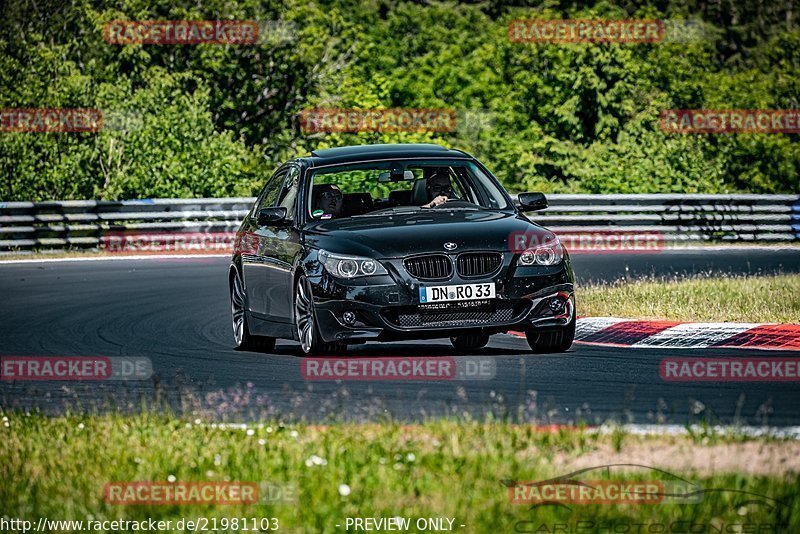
[308, 252, 575, 343]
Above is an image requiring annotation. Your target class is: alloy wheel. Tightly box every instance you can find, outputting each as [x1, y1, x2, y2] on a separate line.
[231, 274, 247, 346]
[295, 277, 314, 353]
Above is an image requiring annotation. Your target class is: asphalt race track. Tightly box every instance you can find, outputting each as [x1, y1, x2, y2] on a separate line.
[1, 248, 799, 426]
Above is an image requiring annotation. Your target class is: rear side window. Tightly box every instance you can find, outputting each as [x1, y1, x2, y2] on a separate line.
[253, 169, 286, 216]
[275, 166, 300, 221]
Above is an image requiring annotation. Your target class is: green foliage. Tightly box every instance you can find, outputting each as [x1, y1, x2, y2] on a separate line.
[1, 0, 798, 200]
[580, 273, 800, 323]
[2, 413, 799, 531]
[314, 168, 414, 199]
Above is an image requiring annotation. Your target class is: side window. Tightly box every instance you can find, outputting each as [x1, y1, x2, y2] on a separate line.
[275, 166, 300, 221]
[253, 170, 286, 216]
[452, 168, 477, 204]
[449, 170, 465, 200]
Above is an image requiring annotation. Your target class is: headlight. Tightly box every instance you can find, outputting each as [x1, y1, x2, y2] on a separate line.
[318, 250, 388, 278]
[518, 238, 564, 266]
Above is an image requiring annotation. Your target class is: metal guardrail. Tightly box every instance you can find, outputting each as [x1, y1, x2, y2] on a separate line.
[533, 194, 800, 242]
[1, 194, 798, 254]
[0, 198, 253, 253]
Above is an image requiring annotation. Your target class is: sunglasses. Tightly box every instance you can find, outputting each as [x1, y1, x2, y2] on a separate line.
[319, 191, 342, 200]
[429, 184, 451, 194]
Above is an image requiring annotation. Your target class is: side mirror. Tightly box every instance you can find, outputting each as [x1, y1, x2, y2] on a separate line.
[257, 206, 289, 226]
[517, 192, 548, 212]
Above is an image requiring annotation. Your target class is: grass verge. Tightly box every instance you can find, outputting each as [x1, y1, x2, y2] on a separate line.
[1, 414, 797, 532]
[580, 274, 800, 323]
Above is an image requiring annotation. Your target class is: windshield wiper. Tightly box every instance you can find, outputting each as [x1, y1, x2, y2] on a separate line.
[354, 207, 419, 217]
[352, 204, 484, 217]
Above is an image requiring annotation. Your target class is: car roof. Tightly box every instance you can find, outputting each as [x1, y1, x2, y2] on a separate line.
[302, 143, 471, 167]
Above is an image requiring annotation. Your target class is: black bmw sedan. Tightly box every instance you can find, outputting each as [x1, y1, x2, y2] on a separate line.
[229, 143, 575, 355]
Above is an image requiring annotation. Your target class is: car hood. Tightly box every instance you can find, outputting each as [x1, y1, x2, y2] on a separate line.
[303, 210, 555, 258]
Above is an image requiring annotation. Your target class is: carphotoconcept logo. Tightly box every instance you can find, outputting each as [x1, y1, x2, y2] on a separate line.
[661, 357, 800, 382]
[301, 356, 495, 381]
[660, 109, 800, 134]
[507, 464, 787, 533]
[1, 356, 152, 381]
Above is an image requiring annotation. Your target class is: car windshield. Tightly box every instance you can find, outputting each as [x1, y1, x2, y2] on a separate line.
[306, 160, 511, 220]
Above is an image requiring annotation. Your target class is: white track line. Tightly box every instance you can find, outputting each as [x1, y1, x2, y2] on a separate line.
[203, 421, 800, 439]
[631, 322, 765, 348]
[574, 317, 629, 339]
[0, 253, 229, 264]
[657, 245, 800, 252]
[596, 424, 800, 440]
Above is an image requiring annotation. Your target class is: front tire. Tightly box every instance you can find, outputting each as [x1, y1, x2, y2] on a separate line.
[450, 333, 490, 352]
[525, 319, 575, 353]
[231, 272, 276, 352]
[294, 275, 346, 355]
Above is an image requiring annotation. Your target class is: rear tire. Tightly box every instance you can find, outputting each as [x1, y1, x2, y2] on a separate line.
[450, 333, 490, 352]
[294, 275, 346, 356]
[525, 319, 575, 353]
[231, 272, 277, 352]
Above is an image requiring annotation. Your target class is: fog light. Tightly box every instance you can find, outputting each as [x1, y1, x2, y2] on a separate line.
[548, 297, 564, 312]
[342, 311, 356, 325]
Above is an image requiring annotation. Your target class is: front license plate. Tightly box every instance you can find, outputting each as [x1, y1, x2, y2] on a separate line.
[419, 282, 496, 303]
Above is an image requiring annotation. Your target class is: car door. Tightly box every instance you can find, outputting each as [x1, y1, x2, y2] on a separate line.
[260, 165, 303, 324]
[242, 168, 285, 318]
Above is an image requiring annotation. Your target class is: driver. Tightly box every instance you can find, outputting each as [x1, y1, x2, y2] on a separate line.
[312, 183, 343, 218]
[420, 170, 452, 208]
